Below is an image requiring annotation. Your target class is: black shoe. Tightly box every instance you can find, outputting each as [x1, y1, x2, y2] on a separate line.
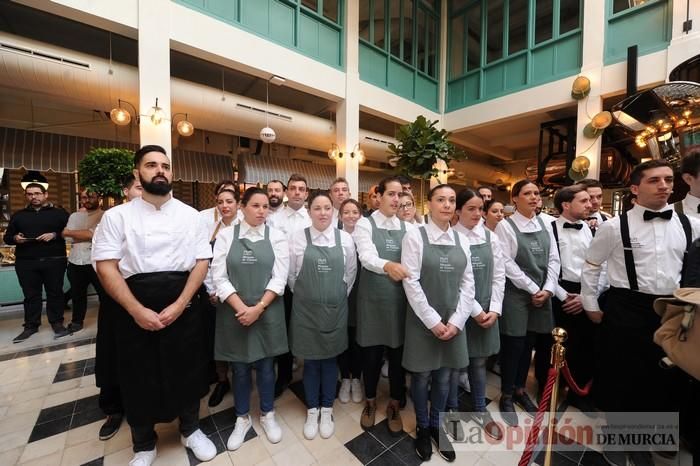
[67, 322, 83, 333]
[430, 426, 456, 462]
[499, 395, 518, 427]
[52, 323, 70, 339]
[208, 380, 230, 407]
[99, 414, 123, 440]
[513, 391, 538, 416]
[443, 409, 465, 442]
[13, 328, 38, 344]
[274, 379, 290, 399]
[472, 411, 503, 441]
[414, 426, 432, 461]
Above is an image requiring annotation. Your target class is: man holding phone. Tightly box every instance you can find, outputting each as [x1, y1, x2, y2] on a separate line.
[4, 178, 70, 343]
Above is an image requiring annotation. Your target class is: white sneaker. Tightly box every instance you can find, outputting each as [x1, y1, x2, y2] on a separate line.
[260, 411, 282, 444]
[181, 429, 217, 461]
[458, 372, 471, 392]
[303, 408, 319, 440]
[227, 415, 252, 451]
[381, 360, 389, 378]
[338, 379, 351, 403]
[350, 378, 363, 403]
[319, 407, 335, 439]
[129, 448, 157, 466]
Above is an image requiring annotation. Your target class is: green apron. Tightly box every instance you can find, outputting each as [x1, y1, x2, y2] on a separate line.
[347, 254, 359, 327]
[356, 216, 407, 348]
[402, 227, 469, 373]
[290, 228, 348, 359]
[465, 229, 501, 358]
[214, 224, 288, 363]
[500, 216, 554, 337]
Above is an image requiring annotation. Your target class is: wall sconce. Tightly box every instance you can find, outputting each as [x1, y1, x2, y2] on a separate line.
[172, 113, 194, 137]
[328, 143, 340, 160]
[583, 111, 612, 138]
[110, 99, 137, 126]
[150, 98, 165, 125]
[571, 76, 591, 100]
[327, 143, 366, 164]
[568, 155, 590, 181]
[350, 144, 366, 164]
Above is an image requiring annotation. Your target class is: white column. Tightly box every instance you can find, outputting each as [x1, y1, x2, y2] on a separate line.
[137, 0, 172, 156]
[574, 0, 606, 180]
[437, 0, 448, 114]
[335, 0, 360, 197]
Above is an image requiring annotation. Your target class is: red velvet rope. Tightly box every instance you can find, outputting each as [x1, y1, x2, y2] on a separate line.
[561, 363, 592, 397]
[518, 367, 558, 466]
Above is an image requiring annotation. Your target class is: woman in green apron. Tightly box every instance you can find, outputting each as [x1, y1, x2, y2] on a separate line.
[210, 187, 290, 451]
[402, 184, 483, 463]
[494, 180, 560, 427]
[448, 189, 505, 441]
[337, 198, 364, 404]
[288, 191, 357, 440]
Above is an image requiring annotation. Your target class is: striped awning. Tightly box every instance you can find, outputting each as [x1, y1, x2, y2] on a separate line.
[0, 127, 233, 183]
[238, 154, 408, 193]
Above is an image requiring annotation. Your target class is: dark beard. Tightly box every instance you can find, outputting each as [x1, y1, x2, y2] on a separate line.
[269, 196, 282, 208]
[141, 176, 173, 196]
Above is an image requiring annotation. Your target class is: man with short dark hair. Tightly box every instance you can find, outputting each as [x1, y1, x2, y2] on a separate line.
[122, 174, 143, 201]
[477, 186, 493, 202]
[581, 160, 700, 466]
[577, 178, 610, 233]
[330, 177, 351, 227]
[4, 178, 70, 343]
[267, 179, 286, 216]
[675, 149, 700, 219]
[397, 175, 413, 194]
[93, 145, 216, 465]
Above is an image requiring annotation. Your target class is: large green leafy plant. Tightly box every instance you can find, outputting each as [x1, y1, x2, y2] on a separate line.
[387, 115, 465, 180]
[78, 147, 134, 198]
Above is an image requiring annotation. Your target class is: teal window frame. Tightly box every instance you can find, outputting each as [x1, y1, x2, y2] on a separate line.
[446, 0, 582, 111]
[604, 0, 671, 65]
[175, 0, 344, 69]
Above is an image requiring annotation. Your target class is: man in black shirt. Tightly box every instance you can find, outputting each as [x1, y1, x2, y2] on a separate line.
[4, 182, 70, 343]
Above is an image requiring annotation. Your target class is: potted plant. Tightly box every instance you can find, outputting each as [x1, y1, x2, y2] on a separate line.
[387, 115, 466, 183]
[78, 147, 134, 207]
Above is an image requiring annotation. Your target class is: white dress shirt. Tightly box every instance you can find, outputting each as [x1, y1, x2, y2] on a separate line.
[679, 193, 700, 219]
[211, 220, 289, 302]
[353, 210, 416, 275]
[401, 222, 480, 331]
[453, 220, 506, 315]
[267, 205, 311, 237]
[92, 197, 211, 278]
[288, 225, 357, 295]
[332, 207, 340, 227]
[202, 219, 236, 294]
[538, 211, 557, 224]
[495, 210, 561, 295]
[551, 217, 594, 301]
[589, 211, 611, 223]
[67, 209, 103, 265]
[581, 203, 700, 312]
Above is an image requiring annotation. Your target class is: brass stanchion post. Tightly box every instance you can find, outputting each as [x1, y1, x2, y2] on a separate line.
[544, 328, 567, 466]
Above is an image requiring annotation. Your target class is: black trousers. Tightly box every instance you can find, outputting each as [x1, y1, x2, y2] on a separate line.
[500, 333, 535, 395]
[15, 258, 67, 329]
[275, 286, 294, 385]
[99, 385, 123, 416]
[67, 263, 104, 324]
[362, 345, 404, 400]
[130, 400, 199, 452]
[338, 326, 362, 379]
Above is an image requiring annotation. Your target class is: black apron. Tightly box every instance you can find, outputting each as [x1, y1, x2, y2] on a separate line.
[95, 295, 119, 389]
[114, 271, 208, 425]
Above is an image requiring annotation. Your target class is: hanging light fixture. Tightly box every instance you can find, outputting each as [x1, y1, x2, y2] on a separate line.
[110, 99, 136, 126]
[172, 113, 195, 136]
[150, 98, 165, 125]
[260, 78, 276, 143]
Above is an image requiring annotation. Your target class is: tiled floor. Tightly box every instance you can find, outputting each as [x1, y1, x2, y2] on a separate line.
[0, 303, 693, 465]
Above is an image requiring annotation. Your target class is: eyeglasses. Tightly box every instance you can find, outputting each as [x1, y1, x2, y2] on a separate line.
[399, 203, 414, 210]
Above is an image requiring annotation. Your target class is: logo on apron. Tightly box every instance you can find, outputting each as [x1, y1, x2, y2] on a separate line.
[241, 250, 258, 264]
[471, 255, 485, 271]
[317, 257, 332, 273]
[385, 237, 400, 252]
[529, 240, 544, 255]
[439, 255, 455, 273]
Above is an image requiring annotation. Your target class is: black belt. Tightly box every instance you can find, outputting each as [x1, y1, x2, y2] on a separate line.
[15, 256, 66, 262]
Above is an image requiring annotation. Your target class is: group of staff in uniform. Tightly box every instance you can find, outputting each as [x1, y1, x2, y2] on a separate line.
[91, 143, 700, 466]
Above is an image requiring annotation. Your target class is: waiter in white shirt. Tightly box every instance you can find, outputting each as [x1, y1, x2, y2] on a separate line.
[268, 174, 311, 397]
[674, 149, 700, 218]
[577, 179, 610, 234]
[495, 180, 560, 427]
[581, 160, 700, 466]
[93, 146, 216, 465]
[266, 179, 286, 218]
[329, 177, 351, 228]
[353, 176, 415, 435]
[549, 185, 597, 412]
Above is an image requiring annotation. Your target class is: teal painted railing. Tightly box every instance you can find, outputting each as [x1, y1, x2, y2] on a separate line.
[175, 0, 344, 69]
[605, 0, 671, 65]
[446, 0, 582, 111]
[358, 0, 441, 111]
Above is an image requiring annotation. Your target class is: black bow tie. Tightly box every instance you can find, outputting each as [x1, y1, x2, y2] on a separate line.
[697, 204, 700, 214]
[563, 222, 583, 230]
[643, 210, 673, 221]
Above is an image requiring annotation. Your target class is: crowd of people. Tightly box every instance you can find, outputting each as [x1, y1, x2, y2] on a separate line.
[3, 144, 699, 466]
